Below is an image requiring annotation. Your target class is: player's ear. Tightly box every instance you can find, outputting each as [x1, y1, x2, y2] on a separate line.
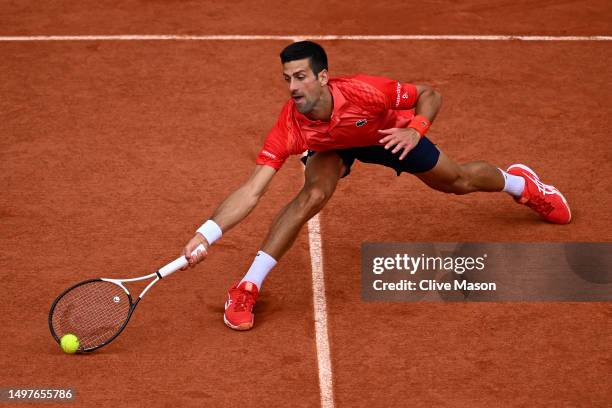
[317, 69, 329, 86]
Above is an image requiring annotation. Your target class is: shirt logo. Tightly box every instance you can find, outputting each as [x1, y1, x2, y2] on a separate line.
[261, 150, 277, 159]
[402, 92, 409, 99]
[356, 119, 368, 127]
[395, 82, 401, 107]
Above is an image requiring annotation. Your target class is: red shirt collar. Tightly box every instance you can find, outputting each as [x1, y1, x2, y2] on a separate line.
[295, 81, 346, 126]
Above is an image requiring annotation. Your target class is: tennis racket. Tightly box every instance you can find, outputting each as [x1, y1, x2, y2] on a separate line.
[48, 244, 205, 353]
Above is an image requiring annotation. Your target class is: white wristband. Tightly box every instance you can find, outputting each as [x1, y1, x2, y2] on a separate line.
[196, 220, 222, 245]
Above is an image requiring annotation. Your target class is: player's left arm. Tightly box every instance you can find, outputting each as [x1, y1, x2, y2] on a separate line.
[412, 84, 443, 122]
[379, 84, 442, 160]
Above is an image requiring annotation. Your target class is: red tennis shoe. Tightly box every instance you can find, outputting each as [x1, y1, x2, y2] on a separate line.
[507, 164, 571, 224]
[224, 281, 259, 330]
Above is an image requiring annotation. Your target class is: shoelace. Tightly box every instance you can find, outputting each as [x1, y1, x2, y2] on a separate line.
[231, 289, 254, 312]
[524, 173, 557, 196]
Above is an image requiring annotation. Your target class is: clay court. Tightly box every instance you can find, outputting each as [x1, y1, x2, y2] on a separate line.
[1, 1, 611, 407]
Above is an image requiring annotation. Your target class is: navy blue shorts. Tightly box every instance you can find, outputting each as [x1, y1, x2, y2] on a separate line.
[300, 136, 440, 177]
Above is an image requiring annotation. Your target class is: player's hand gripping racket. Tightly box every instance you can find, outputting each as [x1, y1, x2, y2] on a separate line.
[48, 244, 205, 353]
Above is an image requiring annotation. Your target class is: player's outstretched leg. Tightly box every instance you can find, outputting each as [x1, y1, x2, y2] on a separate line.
[416, 150, 571, 224]
[224, 151, 346, 330]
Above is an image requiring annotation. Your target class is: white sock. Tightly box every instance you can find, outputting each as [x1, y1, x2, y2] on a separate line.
[499, 169, 525, 197]
[240, 250, 277, 290]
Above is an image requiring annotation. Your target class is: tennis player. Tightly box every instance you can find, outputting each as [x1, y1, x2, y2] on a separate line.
[183, 41, 571, 330]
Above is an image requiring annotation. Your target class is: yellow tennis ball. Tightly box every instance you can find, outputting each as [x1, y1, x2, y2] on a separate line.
[60, 334, 80, 354]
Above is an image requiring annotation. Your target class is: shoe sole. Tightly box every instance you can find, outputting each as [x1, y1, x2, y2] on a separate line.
[223, 314, 253, 331]
[507, 164, 572, 223]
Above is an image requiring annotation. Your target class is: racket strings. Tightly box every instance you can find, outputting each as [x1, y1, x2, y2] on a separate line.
[51, 280, 131, 350]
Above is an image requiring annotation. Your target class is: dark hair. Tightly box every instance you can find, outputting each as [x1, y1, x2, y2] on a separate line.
[280, 41, 328, 76]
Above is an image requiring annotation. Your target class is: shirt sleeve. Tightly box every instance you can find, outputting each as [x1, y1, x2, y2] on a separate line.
[255, 103, 292, 170]
[354, 74, 418, 110]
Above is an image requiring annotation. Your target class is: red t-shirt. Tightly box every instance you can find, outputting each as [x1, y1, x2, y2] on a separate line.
[256, 74, 419, 170]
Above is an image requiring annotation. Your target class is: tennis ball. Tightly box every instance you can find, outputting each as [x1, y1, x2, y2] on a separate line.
[60, 333, 80, 354]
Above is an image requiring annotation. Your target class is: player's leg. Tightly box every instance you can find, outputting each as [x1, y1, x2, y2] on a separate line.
[415, 148, 571, 223]
[260, 151, 345, 259]
[347, 137, 570, 224]
[346, 137, 507, 194]
[415, 150, 505, 194]
[224, 151, 346, 330]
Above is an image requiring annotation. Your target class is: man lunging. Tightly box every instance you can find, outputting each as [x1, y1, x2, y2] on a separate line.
[182, 41, 571, 330]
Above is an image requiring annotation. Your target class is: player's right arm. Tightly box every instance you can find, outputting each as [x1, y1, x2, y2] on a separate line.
[183, 164, 277, 266]
[183, 102, 297, 267]
[210, 164, 277, 230]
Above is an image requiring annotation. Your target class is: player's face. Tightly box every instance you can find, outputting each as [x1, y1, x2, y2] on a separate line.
[282, 58, 327, 114]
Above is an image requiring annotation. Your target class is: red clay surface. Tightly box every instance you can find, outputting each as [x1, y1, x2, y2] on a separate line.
[1, 0, 611, 36]
[1, 41, 320, 407]
[1, 2, 611, 407]
[323, 41, 612, 407]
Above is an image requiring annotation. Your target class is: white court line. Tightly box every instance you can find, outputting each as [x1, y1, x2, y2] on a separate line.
[294, 30, 336, 406]
[307, 214, 335, 408]
[0, 34, 611, 41]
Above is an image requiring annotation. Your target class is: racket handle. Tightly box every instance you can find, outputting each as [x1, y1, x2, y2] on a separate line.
[158, 244, 206, 278]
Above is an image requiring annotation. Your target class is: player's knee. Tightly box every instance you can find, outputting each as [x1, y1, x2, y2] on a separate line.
[300, 185, 330, 214]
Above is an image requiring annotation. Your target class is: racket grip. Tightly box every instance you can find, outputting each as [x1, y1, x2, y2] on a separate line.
[158, 244, 206, 278]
